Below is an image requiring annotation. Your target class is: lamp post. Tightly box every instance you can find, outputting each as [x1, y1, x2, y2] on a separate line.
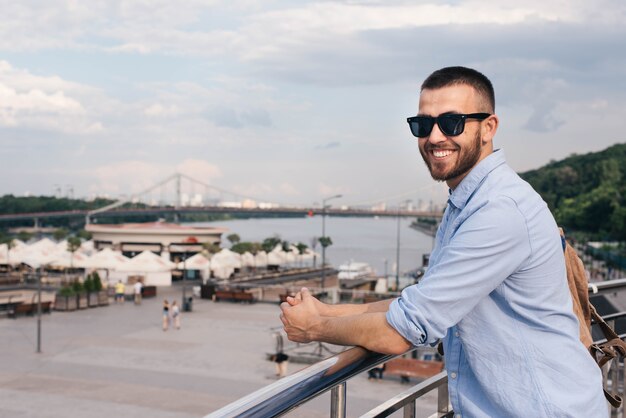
[395, 200, 411, 291]
[36, 266, 42, 353]
[182, 250, 190, 311]
[321, 194, 342, 290]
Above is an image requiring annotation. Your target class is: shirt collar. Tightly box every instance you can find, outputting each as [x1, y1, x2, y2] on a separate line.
[448, 149, 506, 209]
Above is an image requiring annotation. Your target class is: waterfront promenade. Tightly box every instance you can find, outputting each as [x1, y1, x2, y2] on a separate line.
[0, 285, 435, 417]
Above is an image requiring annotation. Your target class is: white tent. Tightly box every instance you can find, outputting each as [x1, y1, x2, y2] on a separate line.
[86, 248, 130, 270]
[11, 239, 26, 249]
[210, 249, 242, 280]
[56, 239, 68, 252]
[301, 249, 318, 266]
[117, 251, 175, 286]
[0, 244, 7, 264]
[211, 249, 242, 270]
[284, 246, 299, 266]
[28, 238, 58, 253]
[19, 251, 58, 269]
[267, 246, 286, 267]
[84, 248, 130, 285]
[9, 239, 59, 268]
[176, 253, 211, 282]
[48, 250, 91, 269]
[79, 240, 96, 256]
[254, 251, 268, 268]
[240, 252, 256, 268]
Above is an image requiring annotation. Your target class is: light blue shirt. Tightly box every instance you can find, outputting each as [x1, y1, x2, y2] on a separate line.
[387, 150, 607, 417]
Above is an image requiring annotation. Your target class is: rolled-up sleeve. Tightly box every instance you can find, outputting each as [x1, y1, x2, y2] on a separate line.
[386, 196, 532, 346]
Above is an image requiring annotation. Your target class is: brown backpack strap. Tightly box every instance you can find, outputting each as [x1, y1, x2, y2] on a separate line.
[604, 389, 623, 408]
[590, 305, 621, 341]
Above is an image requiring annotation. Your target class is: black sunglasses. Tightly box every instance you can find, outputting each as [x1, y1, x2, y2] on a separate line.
[407, 113, 491, 138]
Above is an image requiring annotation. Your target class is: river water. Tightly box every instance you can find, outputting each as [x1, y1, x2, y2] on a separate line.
[195, 216, 434, 276]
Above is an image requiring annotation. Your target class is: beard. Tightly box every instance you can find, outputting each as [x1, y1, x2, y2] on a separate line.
[419, 130, 482, 183]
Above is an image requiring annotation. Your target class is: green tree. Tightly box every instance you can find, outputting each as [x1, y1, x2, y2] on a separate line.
[77, 229, 92, 240]
[84, 275, 94, 293]
[67, 236, 82, 270]
[202, 242, 221, 255]
[231, 242, 254, 255]
[521, 143, 626, 241]
[92, 271, 103, 291]
[16, 231, 32, 242]
[295, 242, 308, 254]
[53, 228, 70, 241]
[318, 236, 333, 249]
[250, 242, 262, 255]
[227, 233, 241, 245]
[262, 236, 282, 253]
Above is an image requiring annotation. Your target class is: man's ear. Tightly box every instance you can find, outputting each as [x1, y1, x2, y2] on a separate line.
[481, 114, 499, 146]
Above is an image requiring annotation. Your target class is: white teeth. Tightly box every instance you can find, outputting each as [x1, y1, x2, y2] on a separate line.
[433, 149, 454, 158]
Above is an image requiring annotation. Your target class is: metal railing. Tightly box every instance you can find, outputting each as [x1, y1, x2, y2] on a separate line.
[204, 345, 450, 418]
[207, 278, 626, 418]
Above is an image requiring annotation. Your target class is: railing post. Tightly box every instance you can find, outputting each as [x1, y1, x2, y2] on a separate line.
[331, 382, 347, 418]
[403, 401, 416, 418]
[438, 378, 449, 415]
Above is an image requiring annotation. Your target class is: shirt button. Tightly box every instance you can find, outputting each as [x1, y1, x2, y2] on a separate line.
[454, 331, 460, 337]
[450, 372, 457, 379]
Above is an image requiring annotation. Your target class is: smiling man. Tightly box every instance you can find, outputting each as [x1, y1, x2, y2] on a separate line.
[280, 66, 607, 417]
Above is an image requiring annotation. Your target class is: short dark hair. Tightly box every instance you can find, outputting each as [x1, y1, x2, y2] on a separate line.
[421, 66, 495, 113]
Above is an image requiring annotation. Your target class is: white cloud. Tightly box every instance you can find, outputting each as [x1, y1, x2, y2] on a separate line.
[175, 159, 222, 181]
[0, 60, 105, 133]
[144, 103, 181, 117]
[317, 183, 349, 199]
[87, 159, 222, 197]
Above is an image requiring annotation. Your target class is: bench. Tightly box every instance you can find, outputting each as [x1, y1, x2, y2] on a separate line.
[8, 300, 53, 318]
[8, 302, 34, 318]
[215, 290, 255, 303]
[383, 358, 444, 383]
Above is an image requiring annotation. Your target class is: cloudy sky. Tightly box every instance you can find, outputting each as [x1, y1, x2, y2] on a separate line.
[1, 0, 625, 207]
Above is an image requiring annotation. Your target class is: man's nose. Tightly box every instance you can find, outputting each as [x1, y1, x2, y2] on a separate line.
[427, 121, 447, 145]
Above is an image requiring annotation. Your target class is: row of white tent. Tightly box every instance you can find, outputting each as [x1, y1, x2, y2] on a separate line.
[0, 238, 320, 284]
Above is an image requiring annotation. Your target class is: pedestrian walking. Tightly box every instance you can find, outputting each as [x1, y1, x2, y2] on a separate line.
[133, 280, 143, 305]
[271, 352, 289, 377]
[115, 280, 125, 304]
[171, 300, 181, 330]
[162, 299, 170, 331]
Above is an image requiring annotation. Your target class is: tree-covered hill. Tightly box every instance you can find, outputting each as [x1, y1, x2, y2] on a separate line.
[0, 195, 115, 215]
[519, 143, 626, 240]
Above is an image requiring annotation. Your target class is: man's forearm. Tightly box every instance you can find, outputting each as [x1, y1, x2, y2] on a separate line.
[323, 298, 395, 317]
[310, 311, 411, 355]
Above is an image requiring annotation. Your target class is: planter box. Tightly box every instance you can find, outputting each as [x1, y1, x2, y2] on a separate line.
[88, 292, 99, 308]
[77, 293, 88, 309]
[98, 290, 109, 306]
[54, 294, 77, 311]
[142, 286, 157, 298]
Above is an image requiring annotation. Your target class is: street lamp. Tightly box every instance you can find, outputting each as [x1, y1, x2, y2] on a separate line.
[395, 200, 411, 291]
[321, 194, 342, 290]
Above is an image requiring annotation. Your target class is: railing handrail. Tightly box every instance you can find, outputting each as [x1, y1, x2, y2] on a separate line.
[206, 278, 626, 417]
[204, 347, 395, 418]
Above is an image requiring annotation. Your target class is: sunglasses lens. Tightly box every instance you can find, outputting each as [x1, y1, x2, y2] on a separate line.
[409, 117, 434, 138]
[439, 115, 464, 136]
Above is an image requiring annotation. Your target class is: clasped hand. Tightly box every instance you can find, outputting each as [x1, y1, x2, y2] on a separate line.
[279, 287, 325, 343]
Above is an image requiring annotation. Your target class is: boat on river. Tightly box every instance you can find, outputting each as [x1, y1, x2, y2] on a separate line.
[337, 261, 374, 280]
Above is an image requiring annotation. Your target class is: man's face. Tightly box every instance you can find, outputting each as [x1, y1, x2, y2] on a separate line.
[417, 84, 492, 189]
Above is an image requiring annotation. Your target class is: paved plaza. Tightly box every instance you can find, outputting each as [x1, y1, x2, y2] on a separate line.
[0, 285, 437, 417]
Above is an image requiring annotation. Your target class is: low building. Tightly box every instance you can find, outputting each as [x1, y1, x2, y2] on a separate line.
[86, 221, 227, 259]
